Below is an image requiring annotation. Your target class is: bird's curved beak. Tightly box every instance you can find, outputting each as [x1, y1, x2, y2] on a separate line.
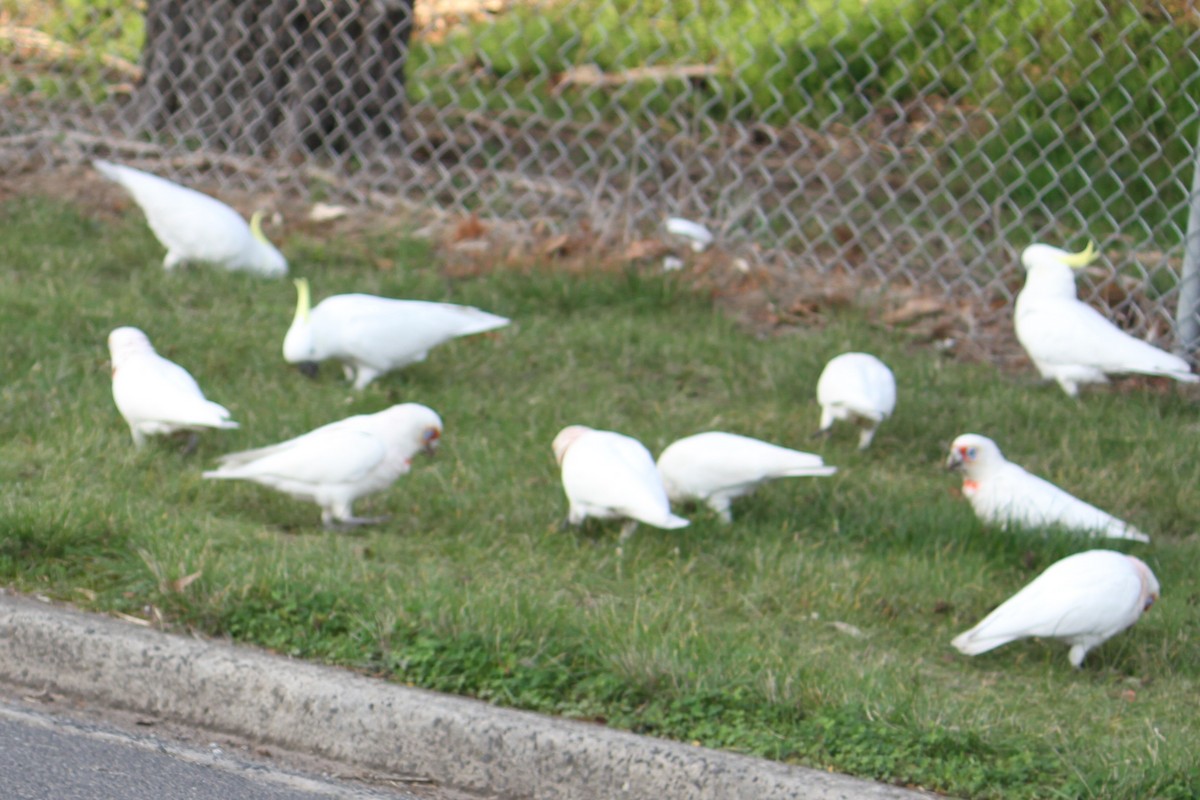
[946, 448, 965, 471]
[422, 427, 441, 456]
[296, 361, 319, 379]
[1060, 241, 1097, 269]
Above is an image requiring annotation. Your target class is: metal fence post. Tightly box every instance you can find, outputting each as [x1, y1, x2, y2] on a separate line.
[1178, 135, 1200, 357]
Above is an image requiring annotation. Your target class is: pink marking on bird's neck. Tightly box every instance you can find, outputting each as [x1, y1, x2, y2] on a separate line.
[962, 479, 980, 495]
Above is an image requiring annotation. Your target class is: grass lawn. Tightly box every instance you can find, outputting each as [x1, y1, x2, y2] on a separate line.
[2, 194, 1199, 798]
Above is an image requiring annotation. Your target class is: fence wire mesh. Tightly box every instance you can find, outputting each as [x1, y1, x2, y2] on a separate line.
[4, 0, 1200, 350]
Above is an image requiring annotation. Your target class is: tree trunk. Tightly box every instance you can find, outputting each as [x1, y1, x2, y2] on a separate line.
[129, 0, 413, 157]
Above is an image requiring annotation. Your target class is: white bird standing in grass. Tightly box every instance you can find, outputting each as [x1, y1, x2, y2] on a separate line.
[946, 433, 1150, 543]
[108, 326, 238, 449]
[283, 278, 511, 389]
[815, 352, 896, 450]
[552, 425, 689, 541]
[1015, 242, 1197, 397]
[952, 549, 1159, 668]
[656, 431, 837, 523]
[93, 159, 287, 277]
[203, 403, 442, 529]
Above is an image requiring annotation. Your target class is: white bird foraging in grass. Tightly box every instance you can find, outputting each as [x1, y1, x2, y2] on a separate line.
[946, 433, 1150, 543]
[552, 425, 689, 541]
[1015, 241, 1197, 397]
[203, 403, 442, 529]
[93, 159, 287, 277]
[283, 278, 512, 389]
[108, 326, 239, 449]
[656, 431, 837, 523]
[952, 549, 1159, 668]
[815, 352, 896, 450]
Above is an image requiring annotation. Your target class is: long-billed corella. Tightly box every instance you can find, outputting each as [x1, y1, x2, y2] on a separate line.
[108, 326, 238, 448]
[656, 431, 836, 522]
[552, 425, 688, 541]
[946, 433, 1150, 543]
[952, 549, 1159, 668]
[203, 403, 442, 529]
[815, 352, 896, 450]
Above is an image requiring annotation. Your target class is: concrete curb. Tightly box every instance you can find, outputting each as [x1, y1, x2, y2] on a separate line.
[0, 594, 930, 800]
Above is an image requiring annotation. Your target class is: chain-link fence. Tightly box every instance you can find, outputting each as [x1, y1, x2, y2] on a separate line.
[5, 0, 1200, 350]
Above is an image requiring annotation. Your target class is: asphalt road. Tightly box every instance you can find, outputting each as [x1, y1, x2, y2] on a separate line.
[0, 691, 431, 800]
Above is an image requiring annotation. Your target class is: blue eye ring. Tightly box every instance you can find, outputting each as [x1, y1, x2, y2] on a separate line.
[966, 447, 977, 458]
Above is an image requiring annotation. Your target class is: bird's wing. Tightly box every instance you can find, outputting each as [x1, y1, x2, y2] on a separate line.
[1017, 299, 1193, 378]
[996, 464, 1140, 538]
[318, 296, 508, 367]
[661, 433, 833, 493]
[209, 428, 384, 484]
[953, 554, 1140, 654]
[818, 358, 894, 419]
[565, 434, 671, 516]
[95, 160, 250, 262]
[114, 357, 233, 427]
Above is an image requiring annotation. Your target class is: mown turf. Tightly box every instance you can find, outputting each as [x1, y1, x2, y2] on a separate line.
[2, 195, 1199, 798]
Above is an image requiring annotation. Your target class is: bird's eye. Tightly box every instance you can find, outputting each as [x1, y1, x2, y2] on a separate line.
[966, 447, 977, 459]
[424, 428, 440, 442]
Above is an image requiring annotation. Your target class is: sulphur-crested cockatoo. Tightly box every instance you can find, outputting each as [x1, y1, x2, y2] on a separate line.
[947, 433, 1150, 542]
[552, 425, 689, 540]
[283, 278, 511, 389]
[108, 326, 238, 448]
[952, 549, 1159, 668]
[93, 159, 287, 277]
[656, 431, 837, 523]
[203, 403, 441, 529]
[1015, 242, 1196, 396]
[815, 352, 896, 450]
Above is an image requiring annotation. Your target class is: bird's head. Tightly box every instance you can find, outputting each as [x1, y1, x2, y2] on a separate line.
[946, 433, 1002, 477]
[107, 326, 155, 371]
[1019, 242, 1096, 299]
[1128, 556, 1161, 613]
[249, 210, 289, 277]
[552, 425, 592, 466]
[282, 277, 319, 375]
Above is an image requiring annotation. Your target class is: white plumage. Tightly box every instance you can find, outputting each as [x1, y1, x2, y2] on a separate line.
[656, 431, 837, 523]
[815, 352, 896, 450]
[283, 278, 511, 389]
[1015, 242, 1196, 397]
[946, 433, 1150, 543]
[108, 326, 238, 448]
[952, 549, 1159, 667]
[93, 159, 287, 277]
[552, 425, 689, 540]
[203, 403, 442, 529]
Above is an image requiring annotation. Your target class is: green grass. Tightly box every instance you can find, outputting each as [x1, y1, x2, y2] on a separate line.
[3, 194, 1200, 798]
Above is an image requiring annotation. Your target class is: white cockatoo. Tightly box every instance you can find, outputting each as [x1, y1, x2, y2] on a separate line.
[656, 431, 837, 523]
[952, 549, 1159, 668]
[108, 326, 238, 448]
[282, 278, 511, 389]
[1015, 242, 1197, 397]
[552, 425, 689, 540]
[203, 403, 442, 529]
[946, 433, 1150, 542]
[815, 352, 896, 450]
[93, 159, 287, 277]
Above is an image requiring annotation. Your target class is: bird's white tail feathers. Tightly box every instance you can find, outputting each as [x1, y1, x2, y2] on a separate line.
[951, 629, 1016, 656]
[778, 465, 838, 478]
[656, 513, 690, 530]
[455, 309, 511, 336]
[92, 159, 124, 184]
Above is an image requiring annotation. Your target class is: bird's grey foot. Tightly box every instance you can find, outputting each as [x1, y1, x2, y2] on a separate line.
[324, 514, 390, 531]
[811, 426, 832, 441]
[617, 520, 639, 543]
[180, 432, 200, 456]
[857, 427, 878, 451]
